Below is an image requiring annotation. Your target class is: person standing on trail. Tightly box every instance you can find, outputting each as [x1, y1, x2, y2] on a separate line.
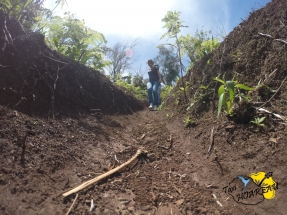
[147, 59, 163, 111]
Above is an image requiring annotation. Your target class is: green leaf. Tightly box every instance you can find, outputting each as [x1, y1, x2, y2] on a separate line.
[218, 93, 225, 116]
[235, 84, 254, 91]
[262, 84, 270, 90]
[200, 85, 207, 89]
[226, 81, 235, 103]
[226, 101, 232, 115]
[214, 77, 225, 85]
[258, 116, 266, 124]
[218, 85, 225, 97]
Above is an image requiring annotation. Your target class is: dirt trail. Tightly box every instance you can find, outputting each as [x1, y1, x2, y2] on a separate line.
[1, 105, 286, 215]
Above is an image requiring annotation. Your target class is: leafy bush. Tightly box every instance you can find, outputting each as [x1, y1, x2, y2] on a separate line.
[115, 79, 147, 100]
[160, 85, 173, 102]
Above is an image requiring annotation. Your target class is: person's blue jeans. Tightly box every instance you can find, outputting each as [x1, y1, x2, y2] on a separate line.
[158, 84, 161, 104]
[147, 81, 159, 106]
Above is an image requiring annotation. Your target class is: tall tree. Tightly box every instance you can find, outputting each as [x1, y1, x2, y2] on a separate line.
[161, 10, 188, 100]
[104, 39, 138, 80]
[153, 46, 179, 86]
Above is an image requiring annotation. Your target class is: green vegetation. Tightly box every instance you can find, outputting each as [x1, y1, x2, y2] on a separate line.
[250, 117, 266, 127]
[183, 116, 192, 127]
[214, 76, 253, 116]
[179, 30, 220, 69]
[42, 12, 109, 69]
[1, 0, 67, 28]
[113, 74, 147, 100]
[186, 84, 213, 111]
[160, 10, 221, 105]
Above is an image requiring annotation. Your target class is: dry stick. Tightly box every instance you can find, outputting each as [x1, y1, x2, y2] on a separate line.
[53, 65, 60, 90]
[259, 76, 287, 109]
[13, 97, 27, 109]
[207, 127, 214, 156]
[212, 194, 223, 207]
[35, 66, 55, 118]
[213, 156, 224, 176]
[168, 134, 173, 149]
[258, 33, 287, 45]
[263, 69, 277, 83]
[258, 32, 273, 38]
[0, 64, 11, 67]
[43, 55, 68, 64]
[65, 194, 78, 215]
[274, 39, 287, 45]
[62, 149, 143, 197]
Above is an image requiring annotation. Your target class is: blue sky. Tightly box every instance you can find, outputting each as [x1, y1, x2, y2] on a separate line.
[44, 0, 271, 76]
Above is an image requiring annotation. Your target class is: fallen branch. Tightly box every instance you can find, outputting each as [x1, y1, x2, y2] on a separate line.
[259, 76, 287, 109]
[65, 194, 78, 215]
[62, 148, 144, 197]
[257, 108, 287, 122]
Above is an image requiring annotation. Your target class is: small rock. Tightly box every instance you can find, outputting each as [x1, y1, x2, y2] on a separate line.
[225, 125, 235, 131]
[103, 209, 110, 214]
[214, 209, 221, 215]
[141, 205, 150, 211]
[128, 206, 135, 211]
[175, 199, 184, 206]
[200, 207, 208, 213]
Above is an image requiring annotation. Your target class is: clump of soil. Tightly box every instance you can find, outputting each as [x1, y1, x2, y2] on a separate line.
[1, 0, 287, 214]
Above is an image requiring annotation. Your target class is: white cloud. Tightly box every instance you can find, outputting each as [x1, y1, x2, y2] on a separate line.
[167, 0, 231, 38]
[46, 0, 176, 38]
[45, 0, 234, 41]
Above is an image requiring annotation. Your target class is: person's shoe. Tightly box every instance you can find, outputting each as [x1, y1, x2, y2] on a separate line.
[153, 105, 158, 111]
[148, 103, 153, 109]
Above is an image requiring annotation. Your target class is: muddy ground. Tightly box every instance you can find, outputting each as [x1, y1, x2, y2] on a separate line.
[1, 0, 287, 214]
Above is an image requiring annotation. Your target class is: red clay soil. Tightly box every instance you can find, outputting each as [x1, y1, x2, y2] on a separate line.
[0, 0, 287, 214]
